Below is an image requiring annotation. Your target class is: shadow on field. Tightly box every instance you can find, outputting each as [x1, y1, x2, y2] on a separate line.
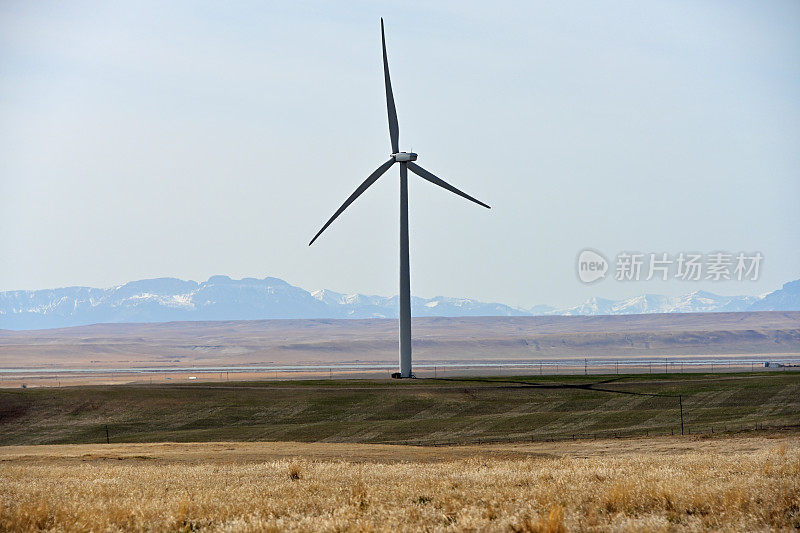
[432, 376, 679, 398]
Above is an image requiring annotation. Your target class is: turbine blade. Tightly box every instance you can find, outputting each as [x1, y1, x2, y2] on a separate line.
[381, 18, 399, 154]
[309, 159, 396, 246]
[407, 162, 491, 209]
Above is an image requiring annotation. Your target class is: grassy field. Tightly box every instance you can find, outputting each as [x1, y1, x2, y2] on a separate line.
[0, 434, 797, 531]
[1, 372, 798, 446]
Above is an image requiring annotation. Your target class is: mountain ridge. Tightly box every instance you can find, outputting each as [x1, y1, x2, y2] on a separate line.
[1, 275, 798, 330]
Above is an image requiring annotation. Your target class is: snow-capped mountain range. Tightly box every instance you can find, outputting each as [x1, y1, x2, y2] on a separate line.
[0, 275, 798, 330]
[536, 291, 760, 316]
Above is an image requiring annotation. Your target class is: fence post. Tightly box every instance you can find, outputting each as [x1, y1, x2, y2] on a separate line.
[679, 395, 684, 436]
[105, 425, 110, 444]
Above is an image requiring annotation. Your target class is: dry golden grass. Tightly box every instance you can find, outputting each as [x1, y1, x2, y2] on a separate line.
[0, 436, 798, 531]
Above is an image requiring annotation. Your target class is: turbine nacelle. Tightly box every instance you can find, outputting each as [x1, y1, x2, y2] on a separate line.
[392, 152, 417, 162]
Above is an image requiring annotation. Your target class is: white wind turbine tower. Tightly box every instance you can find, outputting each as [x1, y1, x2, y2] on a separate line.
[309, 19, 490, 378]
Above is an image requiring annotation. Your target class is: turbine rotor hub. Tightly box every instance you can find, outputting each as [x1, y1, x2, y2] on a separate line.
[392, 152, 418, 162]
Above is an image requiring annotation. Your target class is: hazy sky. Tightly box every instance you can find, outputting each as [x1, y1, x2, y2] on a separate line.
[1, 1, 798, 307]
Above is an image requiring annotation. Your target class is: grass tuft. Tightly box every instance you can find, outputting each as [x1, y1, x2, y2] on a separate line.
[288, 461, 302, 481]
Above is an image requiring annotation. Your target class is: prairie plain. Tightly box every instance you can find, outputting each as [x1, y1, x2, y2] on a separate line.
[2, 315, 800, 531]
[2, 312, 799, 371]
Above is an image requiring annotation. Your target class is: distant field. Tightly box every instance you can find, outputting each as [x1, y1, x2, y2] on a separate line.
[1, 435, 797, 531]
[1, 312, 799, 373]
[1, 373, 797, 446]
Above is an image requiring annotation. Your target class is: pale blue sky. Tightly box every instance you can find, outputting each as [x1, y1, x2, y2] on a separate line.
[1, 1, 798, 307]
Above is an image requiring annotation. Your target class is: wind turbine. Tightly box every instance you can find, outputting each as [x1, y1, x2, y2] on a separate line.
[309, 18, 490, 378]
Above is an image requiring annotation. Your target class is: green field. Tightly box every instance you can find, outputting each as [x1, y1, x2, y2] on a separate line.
[1, 372, 798, 446]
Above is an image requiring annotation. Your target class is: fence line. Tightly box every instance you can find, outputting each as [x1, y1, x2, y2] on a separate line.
[3, 359, 799, 388]
[360, 423, 800, 448]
